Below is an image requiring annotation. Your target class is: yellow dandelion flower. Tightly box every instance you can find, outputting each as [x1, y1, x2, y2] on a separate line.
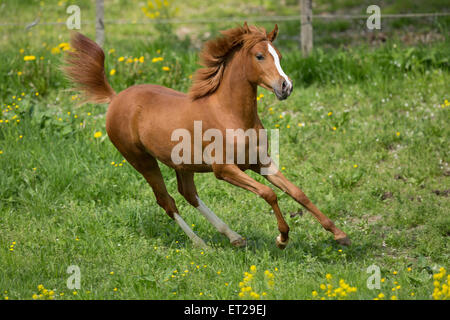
[51, 47, 61, 54]
[162, 66, 170, 71]
[250, 292, 260, 299]
[94, 131, 102, 138]
[110, 69, 116, 76]
[24, 55, 36, 61]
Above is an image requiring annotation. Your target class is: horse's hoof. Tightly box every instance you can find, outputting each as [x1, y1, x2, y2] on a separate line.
[231, 237, 247, 248]
[335, 236, 351, 246]
[275, 235, 289, 250]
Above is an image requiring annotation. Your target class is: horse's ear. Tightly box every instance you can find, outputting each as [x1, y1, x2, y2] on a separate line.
[243, 21, 250, 33]
[267, 24, 278, 42]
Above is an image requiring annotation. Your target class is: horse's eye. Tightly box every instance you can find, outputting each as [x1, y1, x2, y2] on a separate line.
[256, 54, 264, 61]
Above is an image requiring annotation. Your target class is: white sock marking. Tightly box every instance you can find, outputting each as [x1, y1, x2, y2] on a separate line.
[173, 213, 207, 247]
[196, 197, 242, 242]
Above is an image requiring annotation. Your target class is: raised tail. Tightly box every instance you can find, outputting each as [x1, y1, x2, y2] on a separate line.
[63, 32, 115, 104]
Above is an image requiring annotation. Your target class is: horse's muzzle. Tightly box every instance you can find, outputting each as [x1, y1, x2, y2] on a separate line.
[274, 79, 293, 100]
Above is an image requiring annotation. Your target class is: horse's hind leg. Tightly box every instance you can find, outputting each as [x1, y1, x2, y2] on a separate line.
[126, 152, 207, 248]
[176, 170, 246, 247]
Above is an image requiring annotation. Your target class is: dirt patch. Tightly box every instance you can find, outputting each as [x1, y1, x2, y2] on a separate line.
[381, 191, 394, 200]
[432, 189, 449, 197]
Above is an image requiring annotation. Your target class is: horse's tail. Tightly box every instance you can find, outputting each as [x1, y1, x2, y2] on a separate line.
[63, 32, 115, 104]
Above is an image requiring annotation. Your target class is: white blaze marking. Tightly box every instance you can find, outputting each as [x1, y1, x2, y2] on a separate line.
[267, 43, 292, 88]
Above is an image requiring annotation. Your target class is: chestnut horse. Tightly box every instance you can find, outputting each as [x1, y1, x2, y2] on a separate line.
[64, 23, 350, 249]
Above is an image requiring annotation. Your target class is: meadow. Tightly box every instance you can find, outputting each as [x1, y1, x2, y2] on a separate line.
[0, 0, 449, 300]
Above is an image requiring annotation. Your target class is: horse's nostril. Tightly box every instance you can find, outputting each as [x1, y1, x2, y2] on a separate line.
[281, 80, 287, 90]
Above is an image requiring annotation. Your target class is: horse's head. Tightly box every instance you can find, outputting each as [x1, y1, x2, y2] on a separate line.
[189, 23, 293, 101]
[243, 23, 293, 100]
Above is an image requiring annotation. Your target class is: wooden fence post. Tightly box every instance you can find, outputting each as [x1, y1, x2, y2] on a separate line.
[96, 0, 105, 47]
[300, 0, 313, 56]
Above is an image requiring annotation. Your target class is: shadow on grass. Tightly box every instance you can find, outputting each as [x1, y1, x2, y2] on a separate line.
[238, 228, 373, 264]
[128, 205, 373, 264]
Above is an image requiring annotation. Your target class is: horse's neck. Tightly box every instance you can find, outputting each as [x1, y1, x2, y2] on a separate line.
[211, 54, 258, 128]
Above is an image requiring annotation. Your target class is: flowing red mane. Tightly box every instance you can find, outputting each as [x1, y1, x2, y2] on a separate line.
[188, 25, 269, 100]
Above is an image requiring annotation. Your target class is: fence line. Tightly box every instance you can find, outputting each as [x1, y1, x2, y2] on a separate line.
[1, 12, 449, 27]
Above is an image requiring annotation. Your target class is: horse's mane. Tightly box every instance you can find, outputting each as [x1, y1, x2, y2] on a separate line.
[188, 24, 269, 101]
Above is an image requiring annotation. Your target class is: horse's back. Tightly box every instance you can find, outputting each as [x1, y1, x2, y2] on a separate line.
[115, 83, 187, 103]
[107, 83, 189, 125]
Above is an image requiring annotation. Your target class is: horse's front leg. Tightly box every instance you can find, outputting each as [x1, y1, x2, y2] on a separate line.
[255, 162, 351, 246]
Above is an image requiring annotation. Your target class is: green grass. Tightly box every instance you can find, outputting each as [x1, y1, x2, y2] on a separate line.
[0, 0, 449, 301]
